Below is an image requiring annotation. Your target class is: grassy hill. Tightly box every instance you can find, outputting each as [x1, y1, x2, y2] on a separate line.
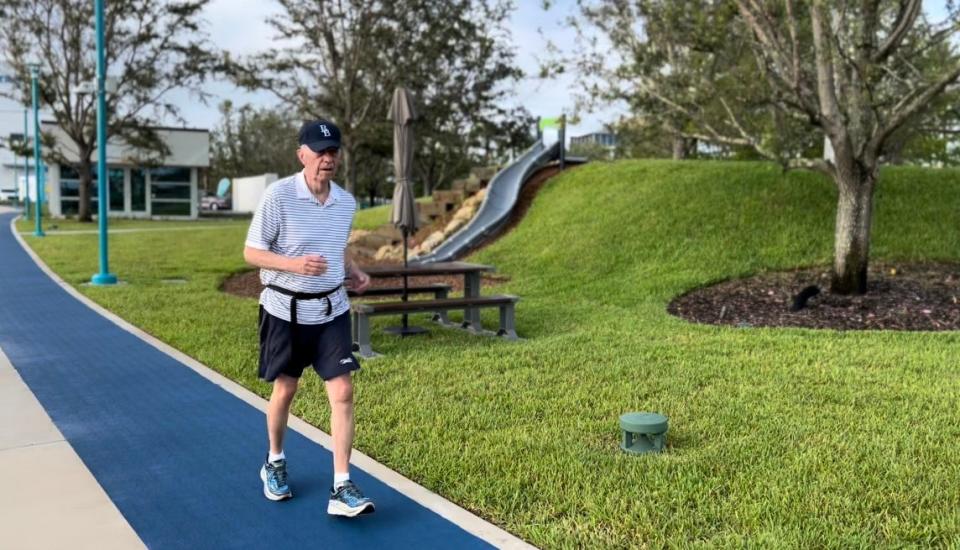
[16, 160, 960, 548]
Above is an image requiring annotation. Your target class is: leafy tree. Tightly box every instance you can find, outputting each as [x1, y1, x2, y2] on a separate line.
[0, 0, 216, 221]
[569, 0, 960, 294]
[209, 101, 302, 189]
[227, 0, 524, 196]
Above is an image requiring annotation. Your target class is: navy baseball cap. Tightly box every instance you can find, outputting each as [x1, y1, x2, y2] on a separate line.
[299, 119, 341, 152]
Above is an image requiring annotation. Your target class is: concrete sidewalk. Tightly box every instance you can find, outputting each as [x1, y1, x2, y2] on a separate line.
[0, 347, 145, 550]
[1, 206, 142, 547]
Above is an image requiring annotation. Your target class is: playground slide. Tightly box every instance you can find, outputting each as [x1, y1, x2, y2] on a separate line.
[414, 140, 561, 264]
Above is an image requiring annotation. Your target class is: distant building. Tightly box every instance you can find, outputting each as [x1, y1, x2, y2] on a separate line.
[0, 67, 41, 203]
[570, 132, 618, 149]
[42, 121, 209, 219]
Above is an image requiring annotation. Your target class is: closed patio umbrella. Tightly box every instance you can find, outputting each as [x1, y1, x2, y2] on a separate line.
[386, 87, 424, 336]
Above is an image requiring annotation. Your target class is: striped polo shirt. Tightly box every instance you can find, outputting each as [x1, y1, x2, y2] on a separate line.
[245, 171, 356, 324]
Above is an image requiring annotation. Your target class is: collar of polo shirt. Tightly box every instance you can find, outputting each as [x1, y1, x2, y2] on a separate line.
[295, 171, 339, 206]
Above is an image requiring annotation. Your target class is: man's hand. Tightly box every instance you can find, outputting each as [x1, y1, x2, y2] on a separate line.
[346, 266, 371, 294]
[289, 254, 328, 276]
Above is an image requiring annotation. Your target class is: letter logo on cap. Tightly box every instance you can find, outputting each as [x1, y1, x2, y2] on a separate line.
[320, 124, 331, 137]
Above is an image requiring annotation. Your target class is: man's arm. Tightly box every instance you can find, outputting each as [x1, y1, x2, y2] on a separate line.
[343, 247, 370, 293]
[244, 246, 328, 276]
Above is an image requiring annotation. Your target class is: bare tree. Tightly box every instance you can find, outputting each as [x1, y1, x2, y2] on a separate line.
[571, 0, 960, 294]
[0, 0, 215, 221]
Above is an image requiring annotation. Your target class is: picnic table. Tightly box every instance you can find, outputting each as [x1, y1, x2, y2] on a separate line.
[363, 261, 495, 330]
[352, 261, 518, 357]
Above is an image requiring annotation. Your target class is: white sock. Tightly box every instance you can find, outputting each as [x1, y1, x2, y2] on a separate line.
[333, 472, 350, 489]
[268, 451, 285, 463]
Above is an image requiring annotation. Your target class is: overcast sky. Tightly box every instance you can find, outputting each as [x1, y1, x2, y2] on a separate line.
[172, 0, 623, 139]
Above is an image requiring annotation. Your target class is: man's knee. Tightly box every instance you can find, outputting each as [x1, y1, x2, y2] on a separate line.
[326, 374, 353, 405]
[271, 374, 299, 402]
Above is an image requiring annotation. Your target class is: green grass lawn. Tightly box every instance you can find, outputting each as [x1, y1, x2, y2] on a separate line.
[14, 216, 247, 233]
[16, 160, 960, 548]
[353, 202, 393, 230]
[353, 197, 431, 231]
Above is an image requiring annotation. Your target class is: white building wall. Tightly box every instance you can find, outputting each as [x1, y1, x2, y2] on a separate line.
[233, 173, 279, 213]
[47, 164, 62, 217]
[0, 68, 47, 202]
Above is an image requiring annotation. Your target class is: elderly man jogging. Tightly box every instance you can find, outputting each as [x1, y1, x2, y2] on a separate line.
[243, 119, 374, 517]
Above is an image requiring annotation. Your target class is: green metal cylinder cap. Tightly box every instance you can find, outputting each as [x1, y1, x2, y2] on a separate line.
[620, 412, 668, 434]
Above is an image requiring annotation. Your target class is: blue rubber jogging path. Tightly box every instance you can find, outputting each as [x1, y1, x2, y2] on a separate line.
[0, 213, 493, 549]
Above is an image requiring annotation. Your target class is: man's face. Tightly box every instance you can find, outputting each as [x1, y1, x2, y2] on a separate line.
[298, 145, 341, 185]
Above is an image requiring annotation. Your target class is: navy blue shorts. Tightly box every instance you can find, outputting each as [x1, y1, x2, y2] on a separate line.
[258, 307, 360, 382]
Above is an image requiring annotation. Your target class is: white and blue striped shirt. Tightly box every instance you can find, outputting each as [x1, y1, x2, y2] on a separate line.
[245, 171, 356, 324]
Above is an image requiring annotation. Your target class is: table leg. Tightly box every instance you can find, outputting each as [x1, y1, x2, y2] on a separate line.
[463, 272, 482, 332]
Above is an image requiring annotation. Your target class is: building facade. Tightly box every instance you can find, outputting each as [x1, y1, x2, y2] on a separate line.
[570, 132, 618, 148]
[42, 122, 209, 219]
[0, 70, 39, 203]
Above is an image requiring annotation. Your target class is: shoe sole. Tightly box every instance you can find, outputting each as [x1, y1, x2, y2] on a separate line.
[260, 466, 292, 501]
[327, 499, 375, 517]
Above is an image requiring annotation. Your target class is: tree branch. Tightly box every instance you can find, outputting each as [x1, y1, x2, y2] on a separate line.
[869, 63, 960, 156]
[873, 0, 923, 63]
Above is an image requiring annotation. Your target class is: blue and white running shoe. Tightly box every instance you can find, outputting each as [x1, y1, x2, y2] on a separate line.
[260, 458, 292, 501]
[328, 480, 375, 517]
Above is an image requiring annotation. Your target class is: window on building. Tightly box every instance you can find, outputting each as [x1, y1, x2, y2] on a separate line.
[131, 169, 146, 212]
[60, 165, 124, 213]
[149, 166, 191, 216]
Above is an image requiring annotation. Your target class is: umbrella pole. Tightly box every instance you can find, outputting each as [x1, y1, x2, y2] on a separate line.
[384, 226, 425, 337]
[402, 229, 409, 330]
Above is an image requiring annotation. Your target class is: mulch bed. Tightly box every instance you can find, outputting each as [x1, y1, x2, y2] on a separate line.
[668, 262, 960, 331]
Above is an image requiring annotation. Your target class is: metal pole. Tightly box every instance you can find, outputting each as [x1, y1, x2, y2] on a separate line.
[30, 66, 44, 236]
[23, 109, 30, 220]
[91, 0, 117, 285]
[559, 114, 566, 170]
[402, 229, 409, 330]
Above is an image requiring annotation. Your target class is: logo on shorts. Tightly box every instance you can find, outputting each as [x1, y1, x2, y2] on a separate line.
[339, 357, 354, 365]
[320, 124, 332, 137]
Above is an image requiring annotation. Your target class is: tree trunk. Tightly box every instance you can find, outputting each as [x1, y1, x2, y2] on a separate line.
[340, 143, 356, 194]
[830, 168, 876, 295]
[685, 138, 698, 158]
[671, 135, 687, 160]
[77, 160, 93, 222]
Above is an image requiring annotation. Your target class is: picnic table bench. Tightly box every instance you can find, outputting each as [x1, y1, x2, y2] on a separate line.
[362, 261, 495, 330]
[347, 283, 451, 299]
[348, 283, 453, 324]
[351, 294, 519, 358]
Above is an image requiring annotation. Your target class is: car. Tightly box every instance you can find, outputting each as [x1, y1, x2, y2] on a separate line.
[201, 194, 231, 211]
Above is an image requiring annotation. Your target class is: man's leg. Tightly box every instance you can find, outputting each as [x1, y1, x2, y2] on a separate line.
[325, 373, 354, 474]
[261, 374, 298, 501]
[267, 374, 299, 454]
[325, 372, 374, 516]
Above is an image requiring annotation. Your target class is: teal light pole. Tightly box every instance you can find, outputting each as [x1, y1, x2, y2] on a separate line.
[23, 109, 30, 220]
[29, 64, 44, 237]
[91, 0, 117, 285]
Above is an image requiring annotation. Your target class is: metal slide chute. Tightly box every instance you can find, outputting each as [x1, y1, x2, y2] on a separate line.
[414, 140, 561, 264]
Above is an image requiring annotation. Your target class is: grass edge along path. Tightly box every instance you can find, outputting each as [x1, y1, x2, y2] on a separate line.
[16, 160, 960, 548]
